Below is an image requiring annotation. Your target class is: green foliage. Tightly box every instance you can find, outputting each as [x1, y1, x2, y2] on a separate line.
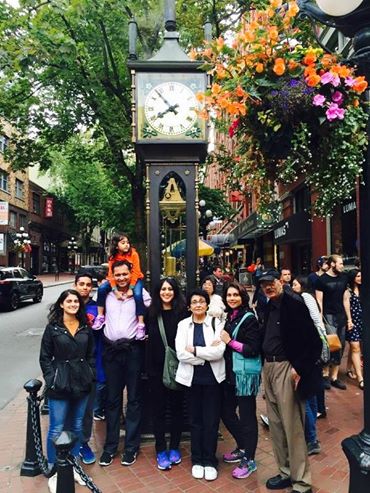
[199, 183, 233, 220]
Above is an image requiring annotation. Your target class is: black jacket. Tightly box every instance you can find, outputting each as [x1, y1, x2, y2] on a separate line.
[39, 322, 96, 399]
[224, 307, 263, 385]
[263, 290, 322, 399]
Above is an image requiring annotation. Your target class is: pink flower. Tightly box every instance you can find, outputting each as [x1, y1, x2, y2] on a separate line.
[313, 94, 326, 106]
[321, 71, 340, 87]
[345, 76, 355, 87]
[326, 103, 346, 121]
[332, 91, 344, 105]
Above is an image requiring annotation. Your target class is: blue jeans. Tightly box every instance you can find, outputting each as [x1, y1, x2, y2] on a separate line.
[47, 396, 89, 465]
[305, 396, 318, 444]
[96, 279, 145, 317]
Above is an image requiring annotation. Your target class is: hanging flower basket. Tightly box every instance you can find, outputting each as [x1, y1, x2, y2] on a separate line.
[193, 0, 368, 216]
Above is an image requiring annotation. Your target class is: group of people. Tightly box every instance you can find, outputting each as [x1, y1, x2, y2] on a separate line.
[39, 235, 359, 493]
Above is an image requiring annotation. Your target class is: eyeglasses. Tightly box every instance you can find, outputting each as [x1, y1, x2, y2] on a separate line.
[190, 299, 207, 306]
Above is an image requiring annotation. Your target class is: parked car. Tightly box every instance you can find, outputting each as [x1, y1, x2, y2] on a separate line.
[78, 265, 108, 287]
[0, 267, 44, 311]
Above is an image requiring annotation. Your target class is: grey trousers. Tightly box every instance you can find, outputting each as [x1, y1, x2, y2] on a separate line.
[263, 361, 312, 493]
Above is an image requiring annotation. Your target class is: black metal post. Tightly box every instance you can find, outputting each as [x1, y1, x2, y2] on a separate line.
[20, 379, 43, 477]
[53, 431, 76, 493]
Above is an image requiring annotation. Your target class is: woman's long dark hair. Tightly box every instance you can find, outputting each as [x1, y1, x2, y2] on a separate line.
[48, 289, 87, 327]
[347, 269, 361, 293]
[294, 275, 315, 296]
[148, 277, 186, 318]
[109, 232, 132, 259]
[223, 281, 250, 312]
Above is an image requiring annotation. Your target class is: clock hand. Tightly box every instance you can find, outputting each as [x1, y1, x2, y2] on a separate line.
[157, 104, 179, 118]
[155, 89, 172, 108]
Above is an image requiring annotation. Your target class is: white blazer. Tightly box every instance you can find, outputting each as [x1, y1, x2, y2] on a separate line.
[175, 314, 226, 387]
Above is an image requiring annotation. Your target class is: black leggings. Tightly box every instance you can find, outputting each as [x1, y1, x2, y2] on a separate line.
[221, 382, 258, 460]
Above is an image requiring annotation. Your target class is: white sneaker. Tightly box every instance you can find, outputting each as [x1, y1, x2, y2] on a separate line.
[204, 466, 218, 481]
[48, 473, 57, 493]
[191, 464, 204, 479]
[74, 467, 86, 486]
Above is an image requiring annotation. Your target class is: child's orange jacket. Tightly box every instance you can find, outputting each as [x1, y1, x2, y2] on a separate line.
[107, 248, 144, 288]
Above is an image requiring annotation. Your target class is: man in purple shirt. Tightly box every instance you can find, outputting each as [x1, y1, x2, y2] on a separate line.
[97, 260, 151, 468]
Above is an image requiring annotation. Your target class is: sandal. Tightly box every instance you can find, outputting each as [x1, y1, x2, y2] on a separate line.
[346, 370, 356, 380]
[359, 380, 364, 390]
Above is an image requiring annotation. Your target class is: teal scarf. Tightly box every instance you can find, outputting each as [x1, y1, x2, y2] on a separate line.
[232, 311, 262, 396]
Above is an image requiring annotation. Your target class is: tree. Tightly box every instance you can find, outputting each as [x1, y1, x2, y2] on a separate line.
[0, 0, 243, 248]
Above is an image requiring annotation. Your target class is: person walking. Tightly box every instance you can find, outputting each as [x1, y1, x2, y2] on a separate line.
[97, 260, 151, 467]
[259, 269, 322, 493]
[220, 281, 263, 479]
[175, 289, 226, 481]
[346, 269, 364, 389]
[146, 277, 187, 470]
[316, 254, 352, 390]
[202, 275, 226, 320]
[40, 289, 95, 492]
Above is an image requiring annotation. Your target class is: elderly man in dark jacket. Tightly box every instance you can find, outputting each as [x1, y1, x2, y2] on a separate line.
[260, 269, 322, 493]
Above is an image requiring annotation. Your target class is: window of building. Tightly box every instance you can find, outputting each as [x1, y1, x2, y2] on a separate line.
[32, 192, 41, 214]
[9, 211, 17, 227]
[0, 170, 9, 192]
[0, 135, 9, 154]
[294, 186, 311, 213]
[19, 214, 27, 228]
[15, 179, 24, 200]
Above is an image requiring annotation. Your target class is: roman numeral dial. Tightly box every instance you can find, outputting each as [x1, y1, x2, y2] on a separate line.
[144, 81, 198, 136]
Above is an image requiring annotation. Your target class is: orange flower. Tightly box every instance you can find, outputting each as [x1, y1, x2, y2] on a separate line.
[338, 65, 351, 78]
[306, 73, 321, 87]
[268, 26, 279, 42]
[353, 99, 360, 108]
[273, 58, 286, 76]
[304, 65, 316, 77]
[321, 54, 334, 68]
[303, 51, 317, 66]
[216, 65, 227, 79]
[256, 62, 264, 73]
[353, 76, 368, 93]
[211, 83, 222, 95]
[270, 0, 283, 7]
[287, 2, 299, 18]
[235, 85, 246, 98]
[288, 60, 299, 71]
[216, 37, 225, 50]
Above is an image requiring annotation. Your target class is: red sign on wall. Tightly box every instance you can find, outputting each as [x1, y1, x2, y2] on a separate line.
[44, 197, 54, 218]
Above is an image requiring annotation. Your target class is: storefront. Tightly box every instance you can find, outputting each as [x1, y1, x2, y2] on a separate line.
[341, 198, 358, 260]
[273, 211, 312, 274]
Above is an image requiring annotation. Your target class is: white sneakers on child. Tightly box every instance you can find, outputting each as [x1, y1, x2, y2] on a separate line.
[204, 466, 218, 481]
[47, 468, 86, 492]
[192, 465, 204, 479]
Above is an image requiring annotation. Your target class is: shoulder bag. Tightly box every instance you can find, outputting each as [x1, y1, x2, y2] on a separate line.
[158, 314, 181, 391]
[231, 311, 262, 396]
[323, 315, 342, 353]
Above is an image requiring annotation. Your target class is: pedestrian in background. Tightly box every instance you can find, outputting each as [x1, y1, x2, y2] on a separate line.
[202, 275, 226, 320]
[346, 269, 364, 389]
[146, 277, 187, 470]
[308, 256, 329, 290]
[40, 289, 95, 492]
[220, 281, 263, 480]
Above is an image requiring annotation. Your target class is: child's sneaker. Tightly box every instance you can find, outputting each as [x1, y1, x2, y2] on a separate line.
[92, 315, 105, 330]
[135, 323, 146, 340]
[232, 458, 257, 479]
[169, 449, 181, 464]
[223, 448, 245, 463]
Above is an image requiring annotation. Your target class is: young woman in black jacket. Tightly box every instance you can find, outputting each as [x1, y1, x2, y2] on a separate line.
[146, 277, 187, 471]
[220, 281, 263, 480]
[39, 289, 95, 491]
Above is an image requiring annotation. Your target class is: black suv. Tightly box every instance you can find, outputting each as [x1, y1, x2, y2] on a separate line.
[0, 267, 44, 310]
[78, 265, 108, 287]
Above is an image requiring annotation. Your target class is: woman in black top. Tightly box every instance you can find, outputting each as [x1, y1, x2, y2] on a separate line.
[39, 289, 95, 490]
[146, 277, 187, 471]
[220, 281, 263, 480]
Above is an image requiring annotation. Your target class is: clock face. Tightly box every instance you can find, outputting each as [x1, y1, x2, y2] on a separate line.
[144, 82, 198, 136]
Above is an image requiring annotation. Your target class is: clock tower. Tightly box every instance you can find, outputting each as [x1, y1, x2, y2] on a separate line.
[127, 1, 210, 292]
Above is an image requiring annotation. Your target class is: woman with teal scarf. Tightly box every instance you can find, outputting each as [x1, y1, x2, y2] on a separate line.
[220, 281, 263, 480]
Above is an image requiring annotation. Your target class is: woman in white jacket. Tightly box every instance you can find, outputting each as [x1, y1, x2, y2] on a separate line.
[175, 289, 226, 482]
[202, 275, 226, 321]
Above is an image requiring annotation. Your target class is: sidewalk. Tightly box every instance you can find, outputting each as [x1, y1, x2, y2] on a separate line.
[36, 272, 75, 288]
[0, 363, 363, 493]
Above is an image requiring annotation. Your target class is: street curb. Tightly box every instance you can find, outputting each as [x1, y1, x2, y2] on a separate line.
[43, 281, 72, 288]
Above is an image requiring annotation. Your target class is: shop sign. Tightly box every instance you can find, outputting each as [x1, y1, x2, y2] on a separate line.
[342, 201, 356, 214]
[273, 211, 311, 245]
[0, 233, 5, 254]
[0, 201, 9, 225]
[44, 197, 54, 218]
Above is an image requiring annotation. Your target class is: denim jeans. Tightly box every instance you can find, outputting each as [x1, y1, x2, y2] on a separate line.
[96, 279, 145, 317]
[47, 396, 89, 466]
[305, 396, 318, 444]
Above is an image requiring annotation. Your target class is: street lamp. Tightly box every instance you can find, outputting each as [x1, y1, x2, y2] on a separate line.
[298, 2, 370, 491]
[67, 237, 78, 272]
[13, 226, 31, 268]
[198, 199, 213, 239]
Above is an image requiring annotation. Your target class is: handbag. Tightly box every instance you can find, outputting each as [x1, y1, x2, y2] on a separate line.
[231, 311, 262, 396]
[323, 315, 342, 352]
[158, 314, 181, 391]
[315, 323, 330, 364]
